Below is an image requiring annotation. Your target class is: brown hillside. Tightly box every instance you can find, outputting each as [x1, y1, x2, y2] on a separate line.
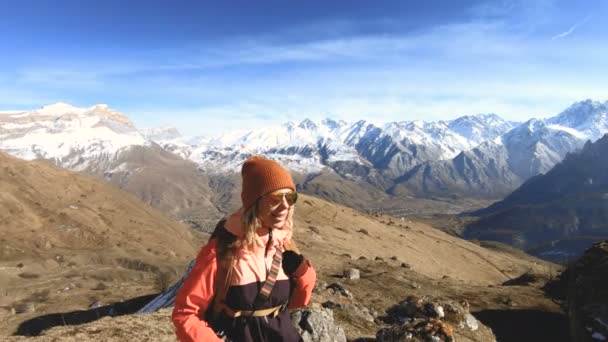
[0, 152, 197, 335]
[4, 189, 569, 341]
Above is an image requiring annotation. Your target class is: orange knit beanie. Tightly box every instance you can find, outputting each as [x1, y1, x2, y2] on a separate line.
[241, 156, 296, 211]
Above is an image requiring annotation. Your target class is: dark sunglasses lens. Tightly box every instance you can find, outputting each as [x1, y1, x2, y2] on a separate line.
[269, 192, 298, 206]
[287, 192, 298, 205]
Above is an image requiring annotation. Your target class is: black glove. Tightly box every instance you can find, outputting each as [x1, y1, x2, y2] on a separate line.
[282, 251, 304, 276]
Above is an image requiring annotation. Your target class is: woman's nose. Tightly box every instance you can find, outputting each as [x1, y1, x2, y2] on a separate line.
[277, 195, 290, 210]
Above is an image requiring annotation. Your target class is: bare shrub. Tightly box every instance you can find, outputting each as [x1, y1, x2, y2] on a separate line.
[18, 272, 40, 279]
[154, 271, 175, 292]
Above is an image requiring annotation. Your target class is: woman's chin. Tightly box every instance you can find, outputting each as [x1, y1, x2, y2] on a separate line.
[270, 220, 287, 229]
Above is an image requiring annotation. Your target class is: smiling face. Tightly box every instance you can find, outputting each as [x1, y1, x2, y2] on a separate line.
[258, 188, 297, 230]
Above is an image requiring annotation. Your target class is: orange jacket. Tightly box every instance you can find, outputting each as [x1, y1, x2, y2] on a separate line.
[172, 216, 316, 342]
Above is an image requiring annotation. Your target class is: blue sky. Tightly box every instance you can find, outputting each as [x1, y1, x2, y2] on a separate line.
[0, 0, 606, 136]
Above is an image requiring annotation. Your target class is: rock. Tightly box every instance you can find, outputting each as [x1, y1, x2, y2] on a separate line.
[343, 268, 360, 280]
[560, 240, 608, 342]
[392, 296, 422, 319]
[358, 228, 369, 235]
[313, 280, 328, 294]
[464, 313, 479, 331]
[291, 307, 347, 342]
[503, 297, 516, 306]
[327, 283, 353, 299]
[435, 306, 445, 319]
[321, 301, 343, 310]
[381, 296, 495, 342]
[401, 262, 411, 269]
[377, 318, 455, 342]
[375, 256, 384, 261]
[89, 301, 103, 309]
[343, 304, 375, 323]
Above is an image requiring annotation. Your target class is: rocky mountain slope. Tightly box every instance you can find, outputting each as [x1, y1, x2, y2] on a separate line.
[465, 134, 608, 262]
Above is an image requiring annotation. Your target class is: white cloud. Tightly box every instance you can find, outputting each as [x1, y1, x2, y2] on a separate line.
[551, 15, 591, 40]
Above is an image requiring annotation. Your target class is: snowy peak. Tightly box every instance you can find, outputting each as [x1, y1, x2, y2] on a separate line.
[140, 127, 182, 142]
[298, 118, 317, 130]
[547, 99, 608, 140]
[321, 118, 347, 130]
[0, 103, 145, 166]
[36, 102, 86, 116]
[18, 102, 136, 131]
[447, 113, 514, 145]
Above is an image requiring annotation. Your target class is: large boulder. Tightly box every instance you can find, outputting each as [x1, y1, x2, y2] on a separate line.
[291, 307, 347, 342]
[563, 240, 608, 342]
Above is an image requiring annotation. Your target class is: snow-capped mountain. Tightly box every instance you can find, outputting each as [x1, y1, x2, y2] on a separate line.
[500, 118, 585, 179]
[155, 113, 515, 180]
[0, 102, 145, 170]
[1, 99, 606, 204]
[466, 133, 608, 262]
[396, 100, 607, 198]
[140, 126, 182, 142]
[546, 99, 608, 141]
[447, 113, 514, 145]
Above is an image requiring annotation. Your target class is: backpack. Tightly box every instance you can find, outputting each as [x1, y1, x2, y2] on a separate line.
[206, 219, 299, 325]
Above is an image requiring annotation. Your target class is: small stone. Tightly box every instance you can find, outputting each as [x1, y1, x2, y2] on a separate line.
[321, 301, 343, 309]
[358, 228, 369, 235]
[343, 268, 360, 280]
[410, 282, 421, 289]
[327, 283, 353, 299]
[504, 297, 516, 306]
[375, 256, 384, 261]
[89, 301, 103, 309]
[401, 262, 411, 269]
[390, 256, 399, 261]
[436, 305, 445, 318]
[464, 313, 479, 331]
[313, 280, 328, 294]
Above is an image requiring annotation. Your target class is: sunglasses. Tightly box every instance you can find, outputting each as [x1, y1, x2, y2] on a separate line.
[266, 191, 298, 208]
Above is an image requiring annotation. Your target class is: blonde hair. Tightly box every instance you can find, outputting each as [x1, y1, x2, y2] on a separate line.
[240, 198, 295, 250]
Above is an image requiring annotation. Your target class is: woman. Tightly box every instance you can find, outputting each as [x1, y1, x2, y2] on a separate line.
[172, 156, 317, 342]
